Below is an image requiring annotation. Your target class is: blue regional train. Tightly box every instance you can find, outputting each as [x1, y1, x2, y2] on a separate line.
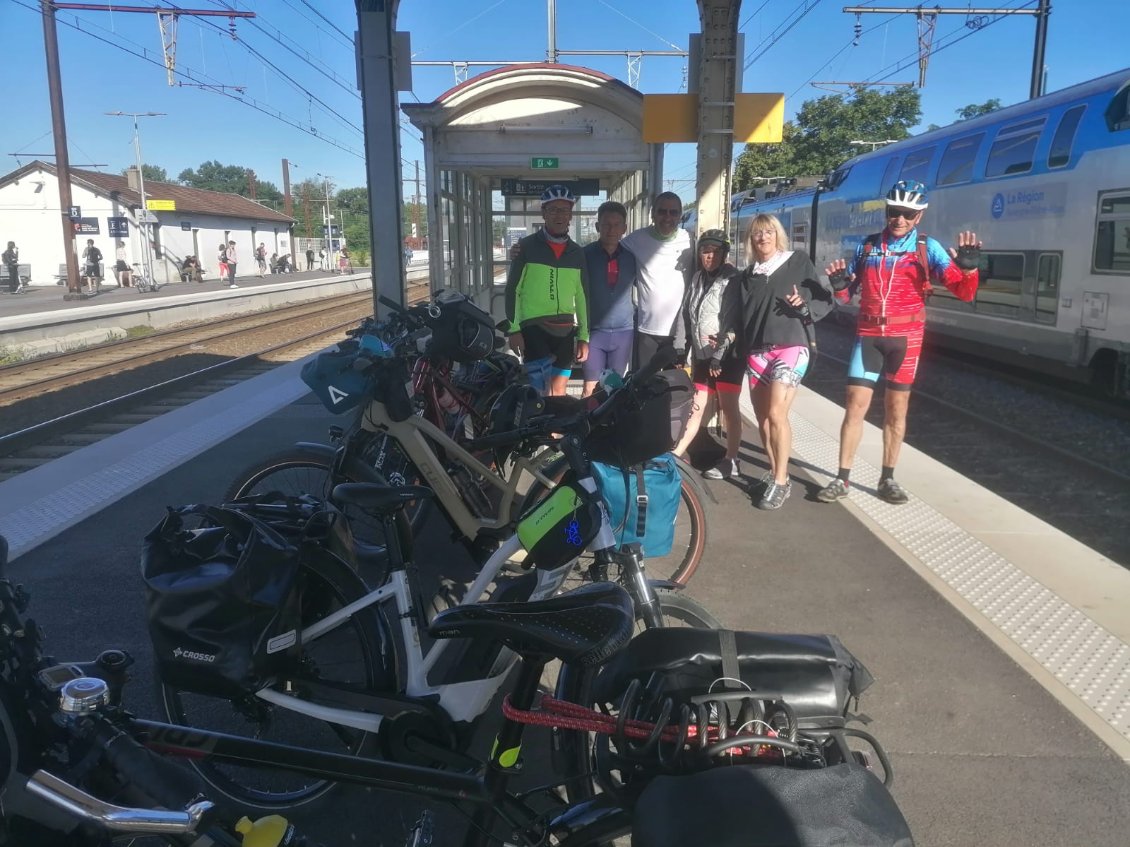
[725, 68, 1130, 398]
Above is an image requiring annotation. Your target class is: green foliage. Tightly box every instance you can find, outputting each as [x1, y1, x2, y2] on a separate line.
[177, 160, 283, 208]
[402, 201, 427, 239]
[733, 87, 922, 189]
[955, 99, 1002, 121]
[121, 164, 169, 183]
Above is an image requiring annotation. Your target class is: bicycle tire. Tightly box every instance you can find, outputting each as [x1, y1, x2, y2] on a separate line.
[224, 446, 412, 584]
[159, 546, 397, 815]
[554, 589, 720, 810]
[521, 456, 708, 587]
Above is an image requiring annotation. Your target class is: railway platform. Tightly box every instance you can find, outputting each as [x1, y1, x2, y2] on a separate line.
[0, 360, 1128, 846]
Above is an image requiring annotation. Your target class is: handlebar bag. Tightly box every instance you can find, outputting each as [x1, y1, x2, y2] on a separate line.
[141, 505, 303, 698]
[426, 292, 498, 363]
[586, 369, 693, 466]
[592, 454, 680, 557]
[633, 763, 914, 847]
[301, 339, 371, 414]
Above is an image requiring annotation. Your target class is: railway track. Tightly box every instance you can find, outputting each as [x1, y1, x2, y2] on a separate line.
[0, 282, 432, 480]
[806, 321, 1130, 568]
[0, 291, 375, 405]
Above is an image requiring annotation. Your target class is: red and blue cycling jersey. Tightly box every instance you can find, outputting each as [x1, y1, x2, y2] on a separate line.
[834, 227, 978, 335]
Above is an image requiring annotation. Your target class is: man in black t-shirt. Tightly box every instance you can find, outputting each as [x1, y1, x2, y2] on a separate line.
[81, 239, 103, 287]
[2, 241, 19, 293]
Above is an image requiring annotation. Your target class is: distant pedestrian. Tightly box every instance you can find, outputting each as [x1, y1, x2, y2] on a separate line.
[255, 242, 268, 277]
[217, 243, 229, 283]
[270, 253, 279, 274]
[225, 240, 239, 288]
[114, 241, 132, 287]
[403, 245, 413, 268]
[2, 241, 19, 293]
[621, 192, 693, 369]
[81, 239, 103, 290]
[319, 247, 328, 271]
[338, 247, 352, 274]
[180, 255, 202, 283]
[306, 248, 315, 270]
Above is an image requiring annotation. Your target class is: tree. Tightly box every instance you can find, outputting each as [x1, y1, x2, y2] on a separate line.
[955, 99, 1002, 121]
[121, 164, 169, 183]
[177, 160, 283, 207]
[733, 86, 921, 189]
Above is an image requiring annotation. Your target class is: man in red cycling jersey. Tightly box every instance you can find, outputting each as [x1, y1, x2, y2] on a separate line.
[817, 180, 982, 505]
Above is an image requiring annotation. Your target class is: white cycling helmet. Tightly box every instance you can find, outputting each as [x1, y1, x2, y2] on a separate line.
[885, 180, 929, 211]
[540, 184, 576, 207]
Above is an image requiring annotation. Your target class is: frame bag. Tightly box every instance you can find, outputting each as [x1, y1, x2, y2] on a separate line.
[142, 505, 303, 697]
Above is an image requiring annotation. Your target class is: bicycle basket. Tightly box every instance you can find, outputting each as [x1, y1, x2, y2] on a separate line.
[141, 504, 303, 698]
[425, 291, 499, 363]
[586, 369, 693, 467]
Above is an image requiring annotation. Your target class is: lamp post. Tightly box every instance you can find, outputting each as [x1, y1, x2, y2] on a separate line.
[106, 111, 164, 284]
[849, 139, 899, 151]
[316, 173, 333, 271]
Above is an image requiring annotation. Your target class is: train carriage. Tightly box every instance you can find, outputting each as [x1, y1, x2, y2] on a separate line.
[731, 68, 1130, 398]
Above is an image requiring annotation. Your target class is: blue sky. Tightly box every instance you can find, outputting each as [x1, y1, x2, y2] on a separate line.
[2, 0, 1127, 201]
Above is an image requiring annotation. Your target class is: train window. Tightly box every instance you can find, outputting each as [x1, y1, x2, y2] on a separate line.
[937, 133, 984, 186]
[1094, 191, 1130, 273]
[879, 157, 900, 194]
[1104, 82, 1130, 131]
[826, 167, 851, 191]
[897, 147, 935, 185]
[1048, 106, 1085, 168]
[985, 117, 1046, 178]
[976, 251, 1024, 318]
[1035, 254, 1060, 324]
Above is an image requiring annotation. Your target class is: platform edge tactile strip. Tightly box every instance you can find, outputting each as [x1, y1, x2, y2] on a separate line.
[740, 390, 1130, 749]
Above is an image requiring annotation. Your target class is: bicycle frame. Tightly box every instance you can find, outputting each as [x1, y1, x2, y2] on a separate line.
[255, 471, 621, 731]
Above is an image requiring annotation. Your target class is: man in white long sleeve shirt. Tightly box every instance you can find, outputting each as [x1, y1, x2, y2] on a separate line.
[621, 192, 693, 369]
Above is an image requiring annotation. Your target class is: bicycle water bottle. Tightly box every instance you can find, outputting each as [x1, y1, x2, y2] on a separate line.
[235, 815, 311, 847]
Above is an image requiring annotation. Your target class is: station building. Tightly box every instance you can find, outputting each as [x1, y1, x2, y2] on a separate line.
[0, 161, 295, 287]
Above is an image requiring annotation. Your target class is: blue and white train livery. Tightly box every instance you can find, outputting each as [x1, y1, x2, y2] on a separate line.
[732, 68, 1130, 397]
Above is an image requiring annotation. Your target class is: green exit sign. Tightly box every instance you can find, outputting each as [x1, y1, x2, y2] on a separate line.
[531, 157, 559, 169]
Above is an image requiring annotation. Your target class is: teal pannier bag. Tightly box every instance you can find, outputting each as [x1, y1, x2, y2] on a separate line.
[592, 454, 681, 557]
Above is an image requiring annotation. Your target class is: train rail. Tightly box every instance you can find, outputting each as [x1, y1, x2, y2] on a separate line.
[806, 321, 1130, 568]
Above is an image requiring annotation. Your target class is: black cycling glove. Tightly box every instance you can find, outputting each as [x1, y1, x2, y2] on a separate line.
[827, 268, 852, 291]
[954, 244, 981, 271]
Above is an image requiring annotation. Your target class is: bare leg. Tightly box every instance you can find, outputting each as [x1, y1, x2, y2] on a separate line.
[582, 380, 598, 398]
[717, 389, 743, 460]
[838, 384, 875, 471]
[673, 388, 711, 457]
[750, 381, 772, 472]
[764, 382, 797, 484]
[548, 374, 570, 397]
[882, 388, 911, 469]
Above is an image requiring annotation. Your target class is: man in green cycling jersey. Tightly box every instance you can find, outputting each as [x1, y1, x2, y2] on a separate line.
[504, 184, 590, 396]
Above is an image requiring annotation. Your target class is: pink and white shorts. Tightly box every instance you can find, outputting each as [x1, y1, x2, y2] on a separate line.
[747, 345, 810, 388]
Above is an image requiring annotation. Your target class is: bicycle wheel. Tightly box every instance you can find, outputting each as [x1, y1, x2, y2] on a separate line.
[521, 456, 708, 587]
[553, 589, 720, 809]
[159, 547, 396, 814]
[225, 447, 411, 584]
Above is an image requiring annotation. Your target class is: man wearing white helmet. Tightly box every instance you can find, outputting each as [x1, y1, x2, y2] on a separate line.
[817, 180, 982, 505]
[504, 184, 589, 396]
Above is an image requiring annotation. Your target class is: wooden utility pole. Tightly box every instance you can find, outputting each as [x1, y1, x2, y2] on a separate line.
[843, 3, 1051, 96]
[40, 2, 255, 299]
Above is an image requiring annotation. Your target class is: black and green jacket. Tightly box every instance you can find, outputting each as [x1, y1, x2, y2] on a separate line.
[504, 232, 590, 342]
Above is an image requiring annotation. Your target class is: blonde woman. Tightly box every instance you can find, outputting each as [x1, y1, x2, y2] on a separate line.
[715, 214, 833, 509]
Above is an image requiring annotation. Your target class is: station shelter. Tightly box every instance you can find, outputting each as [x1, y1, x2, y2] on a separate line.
[403, 63, 664, 317]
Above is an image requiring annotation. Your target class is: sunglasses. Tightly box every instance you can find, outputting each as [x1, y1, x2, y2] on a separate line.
[655, 208, 682, 217]
[887, 208, 920, 220]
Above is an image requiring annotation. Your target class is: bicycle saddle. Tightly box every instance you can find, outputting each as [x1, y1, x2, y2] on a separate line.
[331, 483, 433, 515]
[427, 582, 633, 667]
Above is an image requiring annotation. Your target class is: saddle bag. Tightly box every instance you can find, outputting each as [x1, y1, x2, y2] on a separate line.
[141, 504, 303, 697]
[592, 454, 681, 557]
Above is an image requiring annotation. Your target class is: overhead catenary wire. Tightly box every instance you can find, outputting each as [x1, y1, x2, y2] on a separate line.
[744, 0, 828, 71]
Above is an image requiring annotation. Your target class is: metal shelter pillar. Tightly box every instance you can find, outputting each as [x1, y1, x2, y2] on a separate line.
[404, 64, 661, 319]
[694, 0, 740, 235]
[356, 0, 407, 312]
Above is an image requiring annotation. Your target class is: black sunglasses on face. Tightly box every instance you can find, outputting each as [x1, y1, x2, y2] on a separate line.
[655, 208, 682, 216]
[887, 208, 919, 220]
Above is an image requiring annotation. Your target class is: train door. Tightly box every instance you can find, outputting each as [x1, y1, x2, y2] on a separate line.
[1035, 253, 1061, 325]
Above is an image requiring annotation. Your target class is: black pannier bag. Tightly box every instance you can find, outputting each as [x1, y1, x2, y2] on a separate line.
[426, 291, 498, 363]
[585, 368, 693, 467]
[141, 505, 303, 697]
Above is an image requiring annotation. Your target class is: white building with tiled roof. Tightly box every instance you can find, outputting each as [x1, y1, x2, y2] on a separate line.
[0, 161, 295, 287]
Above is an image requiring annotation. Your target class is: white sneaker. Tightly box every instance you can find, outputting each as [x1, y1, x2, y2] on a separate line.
[228, 283, 239, 289]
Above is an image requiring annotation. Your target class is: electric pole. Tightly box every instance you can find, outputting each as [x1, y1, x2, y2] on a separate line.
[843, 3, 1051, 95]
[106, 111, 163, 290]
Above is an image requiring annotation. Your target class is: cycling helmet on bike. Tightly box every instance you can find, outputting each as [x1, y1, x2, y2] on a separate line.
[539, 184, 576, 207]
[884, 180, 929, 210]
[488, 383, 545, 436]
[697, 228, 730, 254]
